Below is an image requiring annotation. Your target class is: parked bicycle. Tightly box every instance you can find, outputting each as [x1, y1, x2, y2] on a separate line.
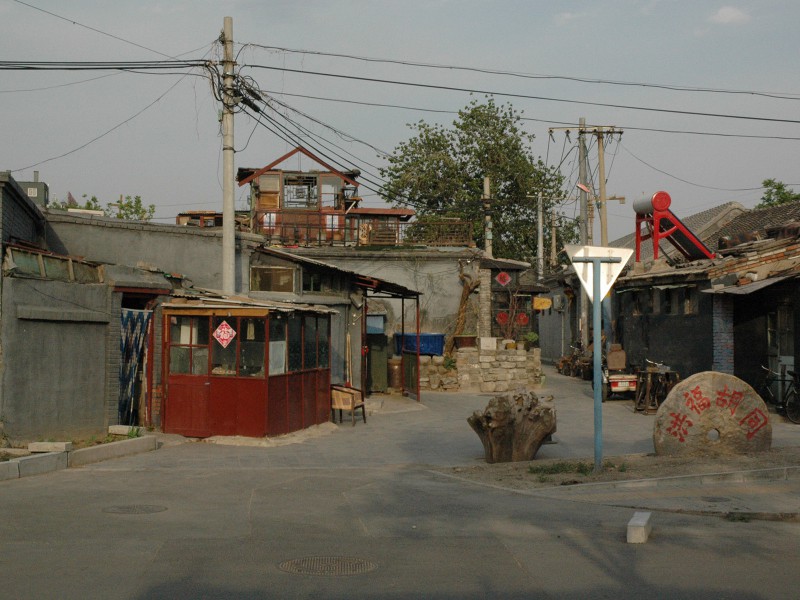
[757, 365, 800, 424]
[634, 358, 680, 413]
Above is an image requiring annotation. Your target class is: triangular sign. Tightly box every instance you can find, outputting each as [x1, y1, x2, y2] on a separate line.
[565, 245, 633, 303]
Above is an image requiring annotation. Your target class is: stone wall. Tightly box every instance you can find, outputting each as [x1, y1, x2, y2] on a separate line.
[418, 356, 460, 391]
[409, 344, 545, 393]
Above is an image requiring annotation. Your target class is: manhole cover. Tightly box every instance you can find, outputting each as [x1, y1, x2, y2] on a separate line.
[701, 497, 731, 503]
[279, 556, 377, 576]
[103, 505, 168, 514]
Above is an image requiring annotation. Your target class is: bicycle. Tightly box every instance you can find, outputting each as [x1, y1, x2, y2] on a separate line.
[634, 358, 680, 413]
[757, 365, 800, 424]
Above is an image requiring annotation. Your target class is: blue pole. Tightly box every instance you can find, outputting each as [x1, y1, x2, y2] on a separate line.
[572, 255, 622, 473]
[592, 261, 603, 472]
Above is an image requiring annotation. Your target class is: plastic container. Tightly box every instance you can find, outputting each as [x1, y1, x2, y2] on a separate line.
[393, 333, 445, 356]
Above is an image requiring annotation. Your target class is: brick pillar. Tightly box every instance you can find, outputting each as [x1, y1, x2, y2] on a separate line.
[712, 295, 734, 374]
[478, 268, 492, 337]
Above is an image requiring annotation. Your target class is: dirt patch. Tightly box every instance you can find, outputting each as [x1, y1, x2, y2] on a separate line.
[439, 446, 800, 490]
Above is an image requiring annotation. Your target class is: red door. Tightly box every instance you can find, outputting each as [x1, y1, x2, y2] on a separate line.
[164, 378, 211, 437]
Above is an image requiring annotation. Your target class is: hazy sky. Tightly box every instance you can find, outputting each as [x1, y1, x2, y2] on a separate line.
[2, 0, 799, 243]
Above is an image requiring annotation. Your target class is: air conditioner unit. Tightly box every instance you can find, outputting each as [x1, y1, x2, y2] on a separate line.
[553, 295, 566, 312]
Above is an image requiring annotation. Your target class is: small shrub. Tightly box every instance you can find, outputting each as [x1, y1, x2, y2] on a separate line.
[529, 461, 593, 476]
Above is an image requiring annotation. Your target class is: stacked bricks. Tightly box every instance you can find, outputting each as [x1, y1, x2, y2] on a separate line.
[454, 345, 543, 393]
[418, 356, 460, 391]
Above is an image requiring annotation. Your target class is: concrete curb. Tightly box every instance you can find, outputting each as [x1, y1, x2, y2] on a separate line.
[0, 460, 20, 481]
[68, 435, 158, 467]
[1, 436, 160, 482]
[14, 452, 68, 477]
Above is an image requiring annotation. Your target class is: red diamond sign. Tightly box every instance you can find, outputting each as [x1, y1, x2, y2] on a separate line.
[495, 271, 512, 286]
[213, 320, 237, 348]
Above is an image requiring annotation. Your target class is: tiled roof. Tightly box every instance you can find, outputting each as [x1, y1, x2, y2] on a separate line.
[711, 200, 800, 248]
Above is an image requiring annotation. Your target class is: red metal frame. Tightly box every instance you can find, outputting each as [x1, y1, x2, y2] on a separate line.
[634, 191, 715, 262]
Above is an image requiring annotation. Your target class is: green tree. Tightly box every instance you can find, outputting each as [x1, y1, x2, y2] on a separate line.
[757, 179, 800, 208]
[49, 192, 103, 212]
[110, 195, 155, 221]
[49, 193, 155, 221]
[380, 97, 577, 262]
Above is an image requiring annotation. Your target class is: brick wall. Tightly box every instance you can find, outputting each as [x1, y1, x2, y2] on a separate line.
[455, 345, 543, 393]
[712, 294, 734, 374]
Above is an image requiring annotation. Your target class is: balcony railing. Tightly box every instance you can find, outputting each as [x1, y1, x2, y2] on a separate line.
[252, 212, 473, 248]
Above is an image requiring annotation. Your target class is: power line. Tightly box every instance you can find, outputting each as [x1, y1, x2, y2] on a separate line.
[246, 44, 800, 101]
[13, 0, 182, 60]
[11, 73, 193, 172]
[618, 142, 764, 192]
[245, 64, 800, 126]
[260, 89, 800, 141]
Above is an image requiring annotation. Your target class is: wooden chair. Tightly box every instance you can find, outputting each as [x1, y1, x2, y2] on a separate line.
[330, 385, 367, 426]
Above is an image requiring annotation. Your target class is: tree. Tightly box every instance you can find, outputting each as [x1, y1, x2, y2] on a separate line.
[110, 195, 155, 221]
[49, 193, 155, 221]
[757, 179, 800, 208]
[380, 97, 578, 262]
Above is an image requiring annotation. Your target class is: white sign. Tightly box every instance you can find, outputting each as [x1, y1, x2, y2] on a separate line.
[566, 245, 633, 302]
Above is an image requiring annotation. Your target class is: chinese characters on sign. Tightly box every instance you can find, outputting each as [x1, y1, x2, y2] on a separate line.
[655, 372, 771, 455]
[213, 320, 237, 348]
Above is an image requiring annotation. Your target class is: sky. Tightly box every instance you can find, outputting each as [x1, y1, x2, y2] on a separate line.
[2, 0, 799, 244]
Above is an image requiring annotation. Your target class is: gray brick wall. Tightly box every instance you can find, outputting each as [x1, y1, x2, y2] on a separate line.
[712, 294, 734, 373]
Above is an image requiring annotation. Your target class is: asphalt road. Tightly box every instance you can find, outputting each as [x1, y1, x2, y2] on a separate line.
[1, 367, 798, 599]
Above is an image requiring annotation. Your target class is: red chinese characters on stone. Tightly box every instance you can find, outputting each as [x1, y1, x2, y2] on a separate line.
[666, 412, 693, 442]
[739, 408, 768, 440]
[213, 320, 237, 349]
[684, 385, 711, 415]
[716, 385, 744, 416]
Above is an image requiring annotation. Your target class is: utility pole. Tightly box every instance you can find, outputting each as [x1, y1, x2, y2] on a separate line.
[596, 130, 608, 246]
[483, 176, 492, 258]
[221, 16, 236, 294]
[537, 191, 544, 281]
[577, 118, 590, 347]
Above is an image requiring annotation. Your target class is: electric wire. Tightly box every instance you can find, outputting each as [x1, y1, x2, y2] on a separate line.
[246, 44, 800, 101]
[244, 64, 800, 125]
[257, 89, 800, 141]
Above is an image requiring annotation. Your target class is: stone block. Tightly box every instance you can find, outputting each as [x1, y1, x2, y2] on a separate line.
[419, 355, 432, 365]
[15, 452, 68, 477]
[0, 460, 19, 481]
[627, 511, 652, 543]
[479, 356, 495, 363]
[28, 441, 73, 453]
[495, 381, 510, 392]
[479, 337, 497, 351]
[108, 425, 141, 436]
[68, 435, 157, 467]
[479, 382, 497, 393]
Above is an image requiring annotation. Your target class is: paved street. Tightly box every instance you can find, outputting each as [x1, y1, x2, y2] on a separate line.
[1, 366, 798, 599]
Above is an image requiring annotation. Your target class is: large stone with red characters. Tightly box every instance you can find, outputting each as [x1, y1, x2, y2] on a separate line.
[654, 371, 771, 455]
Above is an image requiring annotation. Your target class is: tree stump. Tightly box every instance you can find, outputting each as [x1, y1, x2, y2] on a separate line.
[468, 390, 556, 463]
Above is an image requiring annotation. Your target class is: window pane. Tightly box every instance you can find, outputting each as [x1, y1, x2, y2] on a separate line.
[269, 317, 287, 375]
[318, 317, 329, 368]
[288, 314, 302, 372]
[192, 347, 209, 375]
[169, 347, 190, 374]
[211, 317, 237, 376]
[250, 266, 294, 292]
[42, 255, 70, 281]
[10, 249, 42, 276]
[239, 317, 266, 377]
[304, 316, 318, 369]
[195, 317, 209, 344]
